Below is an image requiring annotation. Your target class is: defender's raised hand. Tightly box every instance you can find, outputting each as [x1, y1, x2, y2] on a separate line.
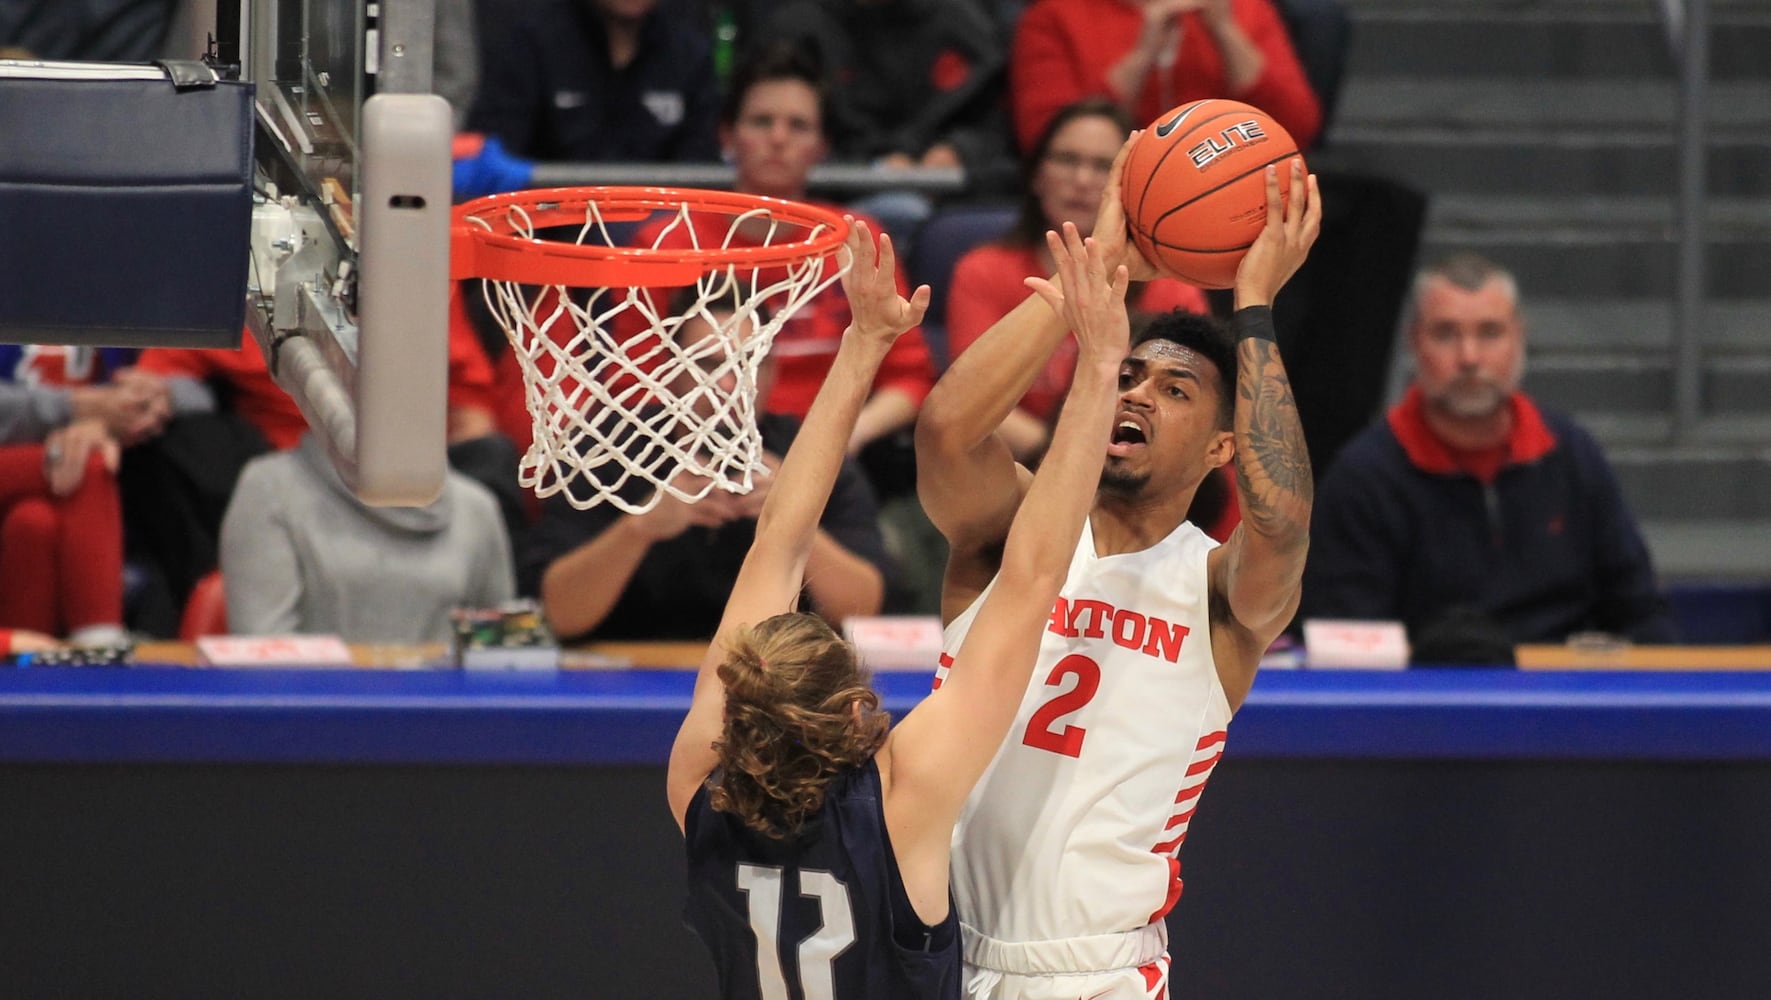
[838, 218, 931, 345]
[1026, 222, 1131, 368]
[1235, 158, 1321, 309]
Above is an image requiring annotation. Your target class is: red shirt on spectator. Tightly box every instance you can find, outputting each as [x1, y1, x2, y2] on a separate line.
[1010, 0, 1321, 153]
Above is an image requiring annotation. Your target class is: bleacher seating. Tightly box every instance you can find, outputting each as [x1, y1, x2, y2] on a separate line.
[907, 203, 1016, 372]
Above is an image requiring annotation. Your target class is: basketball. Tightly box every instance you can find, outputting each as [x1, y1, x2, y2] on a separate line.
[1121, 99, 1303, 289]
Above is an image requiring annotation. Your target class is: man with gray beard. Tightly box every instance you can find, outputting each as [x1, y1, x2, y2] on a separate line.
[1300, 252, 1674, 654]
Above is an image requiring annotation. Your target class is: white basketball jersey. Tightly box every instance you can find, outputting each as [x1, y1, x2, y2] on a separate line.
[935, 517, 1232, 944]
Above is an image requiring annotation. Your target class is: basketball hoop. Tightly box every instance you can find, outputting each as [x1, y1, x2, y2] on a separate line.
[452, 187, 852, 513]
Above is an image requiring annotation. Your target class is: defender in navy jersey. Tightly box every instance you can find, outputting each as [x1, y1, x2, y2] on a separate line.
[664, 218, 1135, 999]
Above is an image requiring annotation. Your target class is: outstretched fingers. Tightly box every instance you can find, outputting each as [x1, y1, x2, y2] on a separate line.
[841, 217, 927, 340]
[1024, 222, 1082, 316]
[1236, 158, 1321, 306]
[1028, 222, 1130, 361]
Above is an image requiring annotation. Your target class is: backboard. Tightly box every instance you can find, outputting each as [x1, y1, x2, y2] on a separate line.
[231, 0, 453, 505]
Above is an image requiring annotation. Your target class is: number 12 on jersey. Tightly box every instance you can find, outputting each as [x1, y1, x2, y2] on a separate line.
[737, 863, 856, 1000]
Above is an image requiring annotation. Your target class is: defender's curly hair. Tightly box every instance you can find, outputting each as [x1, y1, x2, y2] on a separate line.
[709, 612, 889, 839]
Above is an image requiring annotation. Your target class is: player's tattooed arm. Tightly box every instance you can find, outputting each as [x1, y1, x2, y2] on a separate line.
[1235, 336, 1313, 538]
[1217, 160, 1320, 634]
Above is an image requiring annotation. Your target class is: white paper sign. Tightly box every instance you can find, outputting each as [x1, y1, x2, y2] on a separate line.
[1302, 619, 1410, 670]
[842, 616, 946, 671]
[196, 635, 355, 668]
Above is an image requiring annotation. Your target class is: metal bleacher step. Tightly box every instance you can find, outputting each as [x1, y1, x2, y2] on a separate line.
[1343, 0, 1771, 82]
[1335, 78, 1771, 134]
[1525, 353, 1771, 416]
[1524, 298, 1771, 354]
[1573, 412, 1771, 449]
[1641, 519, 1771, 581]
[1417, 193, 1771, 298]
[1320, 128, 1771, 199]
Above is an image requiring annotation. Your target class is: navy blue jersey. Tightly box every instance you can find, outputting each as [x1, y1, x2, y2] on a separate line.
[684, 758, 961, 999]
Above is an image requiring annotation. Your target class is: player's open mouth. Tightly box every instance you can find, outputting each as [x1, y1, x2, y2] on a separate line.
[1108, 419, 1147, 456]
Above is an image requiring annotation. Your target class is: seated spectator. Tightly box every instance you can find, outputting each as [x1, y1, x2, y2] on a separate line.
[751, 0, 1013, 229]
[1010, 0, 1321, 154]
[467, 0, 721, 163]
[634, 41, 936, 468]
[219, 433, 514, 643]
[116, 318, 516, 627]
[0, 379, 129, 647]
[947, 97, 1208, 463]
[1301, 253, 1677, 651]
[523, 293, 892, 641]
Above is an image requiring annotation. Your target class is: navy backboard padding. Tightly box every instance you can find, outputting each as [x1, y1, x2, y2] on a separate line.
[908, 203, 1015, 371]
[0, 69, 253, 348]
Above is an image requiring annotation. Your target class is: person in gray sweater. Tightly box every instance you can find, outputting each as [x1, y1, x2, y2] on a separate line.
[219, 433, 514, 643]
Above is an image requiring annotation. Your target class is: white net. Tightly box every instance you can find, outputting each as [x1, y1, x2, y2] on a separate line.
[461, 192, 850, 513]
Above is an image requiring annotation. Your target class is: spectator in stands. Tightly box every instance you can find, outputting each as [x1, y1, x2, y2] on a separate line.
[113, 320, 517, 631]
[1301, 253, 1677, 651]
[751, 0, 1014, 228]
[636, 41, 937, 463]
[218, 432, 514, 643]
[522, 293, 892, 641]
[1009, 0, 1321, 154]
[947, 98, 1209, 463]
[467, 0, 721, 163]
[0, 352, 133, 647]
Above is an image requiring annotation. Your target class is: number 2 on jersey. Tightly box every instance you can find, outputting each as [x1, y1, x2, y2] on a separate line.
[1021, 654, 1101, 758]
[736, 863, 856, 1000]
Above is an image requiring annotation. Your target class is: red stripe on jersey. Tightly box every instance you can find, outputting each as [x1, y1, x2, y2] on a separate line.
[1195, 730, 1227, 751]
[1172, 779, 1207, 804]
[1185, 747, 1223, 777]
[931, 651, 953, 691]
[1146, 857, 1184, 924]
[1163, 803, 1199, 831]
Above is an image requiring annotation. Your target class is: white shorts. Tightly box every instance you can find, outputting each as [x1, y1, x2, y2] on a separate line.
[961, 921, 1170, 1000]
[962, 957, 1171, 1000]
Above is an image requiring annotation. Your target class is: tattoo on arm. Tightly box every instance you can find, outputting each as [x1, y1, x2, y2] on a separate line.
[1234, 339, 1313, 538]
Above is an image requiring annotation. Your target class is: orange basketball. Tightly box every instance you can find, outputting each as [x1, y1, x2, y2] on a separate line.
[1121, 99, 1302, 289]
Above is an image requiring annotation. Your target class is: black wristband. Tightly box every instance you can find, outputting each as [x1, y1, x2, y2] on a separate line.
[1233, 306, 1277, 343]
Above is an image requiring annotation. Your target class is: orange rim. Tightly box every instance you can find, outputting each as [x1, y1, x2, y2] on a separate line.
[451, 186, 852, 287]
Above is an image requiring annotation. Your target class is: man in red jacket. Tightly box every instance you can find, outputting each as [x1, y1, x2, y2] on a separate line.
[1302, 253, 1676, 655]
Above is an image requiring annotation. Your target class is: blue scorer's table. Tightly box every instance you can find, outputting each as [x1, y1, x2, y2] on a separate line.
[6, 653, 1771, 998]
[4, 662, 1771, 763]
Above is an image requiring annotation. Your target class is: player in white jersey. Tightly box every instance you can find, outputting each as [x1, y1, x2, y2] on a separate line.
[916, 151, 1322, 998]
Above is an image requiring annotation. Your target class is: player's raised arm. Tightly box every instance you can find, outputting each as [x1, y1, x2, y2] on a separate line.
[884, 223, 1127, 848]
[667, 220, 930, 830]
[1211, 159, 1321, 692]
[915, 132, 1156, 610]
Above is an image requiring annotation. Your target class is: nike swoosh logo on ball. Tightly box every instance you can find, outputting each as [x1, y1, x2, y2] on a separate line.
[1154, 104, 1202, 138]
